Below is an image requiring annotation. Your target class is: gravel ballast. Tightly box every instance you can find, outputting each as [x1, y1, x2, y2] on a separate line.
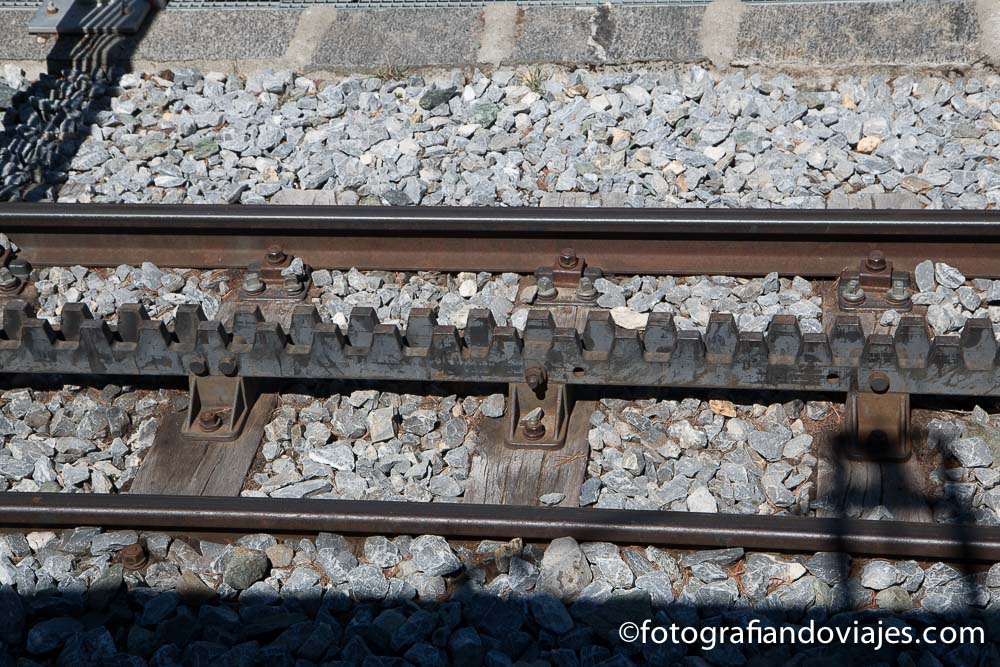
[0, 529, 995, 665]
[2, 65, 1000, 208]
[19, 258, 1000, 342]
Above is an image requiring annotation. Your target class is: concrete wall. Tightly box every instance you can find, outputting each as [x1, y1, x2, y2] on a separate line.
[0, 0, 993, 76]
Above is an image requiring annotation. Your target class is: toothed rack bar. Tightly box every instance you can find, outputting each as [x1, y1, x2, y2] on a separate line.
[4, 300, 999, 397]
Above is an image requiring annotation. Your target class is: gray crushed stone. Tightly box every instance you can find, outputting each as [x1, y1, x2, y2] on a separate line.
[241, 390, 505, 503]
[0, 385, 168, 494]
[2, 66, 999, 209]
[0, 529, 995, 665]
[583, 397, 822, 516]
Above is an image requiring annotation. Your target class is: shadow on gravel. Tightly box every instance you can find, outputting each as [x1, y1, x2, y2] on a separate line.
[0, 13, 155, 202]
[0, 539, 998, 667]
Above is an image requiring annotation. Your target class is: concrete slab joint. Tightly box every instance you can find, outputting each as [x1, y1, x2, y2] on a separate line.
[978, 0, 1000, 66]
[478, 3, 517, 67]
[701, 0, 743, 69]
[287, 6, 338, 71]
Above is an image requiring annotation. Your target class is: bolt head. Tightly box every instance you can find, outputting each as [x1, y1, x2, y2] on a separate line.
[198, 410, 223, 432]
[520, 407, 546, 440]
[265, 245, 287, 265]
[7, 258, 30, 278]
[243, 274, 265, 294]
[524, 366, 546, 390]
[866, 251, 886, 272]
[558, 247, 578, 269]
[219, 356, 239, 376]
[120, 543, 147, 570]
[189, 356, 207, 376]
[868, 371, 890, 394]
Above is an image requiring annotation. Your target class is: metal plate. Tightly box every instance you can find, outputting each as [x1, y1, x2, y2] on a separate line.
[28, 0, 150, 34]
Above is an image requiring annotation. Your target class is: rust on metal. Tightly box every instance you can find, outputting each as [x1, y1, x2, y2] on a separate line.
[6, 204, 1000, 276]
[846, 391, 911, 462]
[119, 542, 148, 570]
[837, 251, 913, 312]
[3, 492, 1000, 562]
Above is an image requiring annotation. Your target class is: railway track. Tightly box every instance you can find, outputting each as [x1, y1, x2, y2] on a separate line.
[2, 203, 1000, 566]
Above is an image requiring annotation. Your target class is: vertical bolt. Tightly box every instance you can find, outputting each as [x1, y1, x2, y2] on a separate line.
[7, 258, 30, 279]
[265, 245, 287, 265]
[524, 366, 547, 391]
[0, 268, 19, 292]
[558, 248, 578, 269]
[120, 543, 147, 570]
[46, 1, 58, 14]
[283, 275, 304, 296]
[886, 276, 910, 305]
[866, 251, 886, 272]
[243, 272, 265, 295]
[521, 407, 546, 440]
[198, 410, 223, 432]
[536, 275, 557, 301]
[576, 276, 597, 301]
[841, 278, 866, 305]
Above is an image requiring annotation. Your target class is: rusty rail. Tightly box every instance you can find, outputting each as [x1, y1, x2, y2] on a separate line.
[3, 203, 1000, 276]
[0, 493, 996, 562]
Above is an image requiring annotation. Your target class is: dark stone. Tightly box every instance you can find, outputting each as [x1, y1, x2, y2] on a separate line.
[87, 564, 124, 610]
[57, 627, 118, 665]
[0, 83, 15, 111]
[223, 547, 270, 591]
[419, 86, 458, 111]
[449, 626, 484, 667]
[0, 585, 24, 644]
[26, 617, 83, 655]
[238, 608, 309, 640]
[405, 642, 446, 667]
[390, 610, 438, 652]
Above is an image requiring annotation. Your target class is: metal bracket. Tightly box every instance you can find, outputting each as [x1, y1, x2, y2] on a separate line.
[534, 247, 603, 305]
[837, 251, 913, 312]
[846, 389, 911, 462]
[239, 245, 311, 302]
[506, 378, 570, 450]
[28, 0, 151, 35]
[183, 375, 260, 441]
[0, 249, 31, 303]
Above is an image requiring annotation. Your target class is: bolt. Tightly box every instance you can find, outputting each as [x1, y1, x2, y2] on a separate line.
[576, 276, 597, 301]
[219, 355, 239, 376]
[520, 407, 546, 440]
[868, 371, 890, 394]
[120, 543, 147, 571]
[265, 244, 287, 265]
[283, 275, 304, 296]
[841, 278, 866, 305]
[866, 251, 887, 272]
[0, 268, 19, 292]
[558, 248, 578, 269]
[46, 1, 58, 14]
[536, 275, 557, 301]
[243, 272, 265, 295]
[524, 366, 547, 391]
[188, 354, 207, 376]
[7, 258, 30, 279]
[198, 410, 223, 432]
[886, 277, 910, 305]
[869, 429, 889, 447]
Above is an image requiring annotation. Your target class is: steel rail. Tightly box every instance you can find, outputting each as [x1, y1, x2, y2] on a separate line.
[4, 203, 1000, 276]
[1, 493, 997, 562]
